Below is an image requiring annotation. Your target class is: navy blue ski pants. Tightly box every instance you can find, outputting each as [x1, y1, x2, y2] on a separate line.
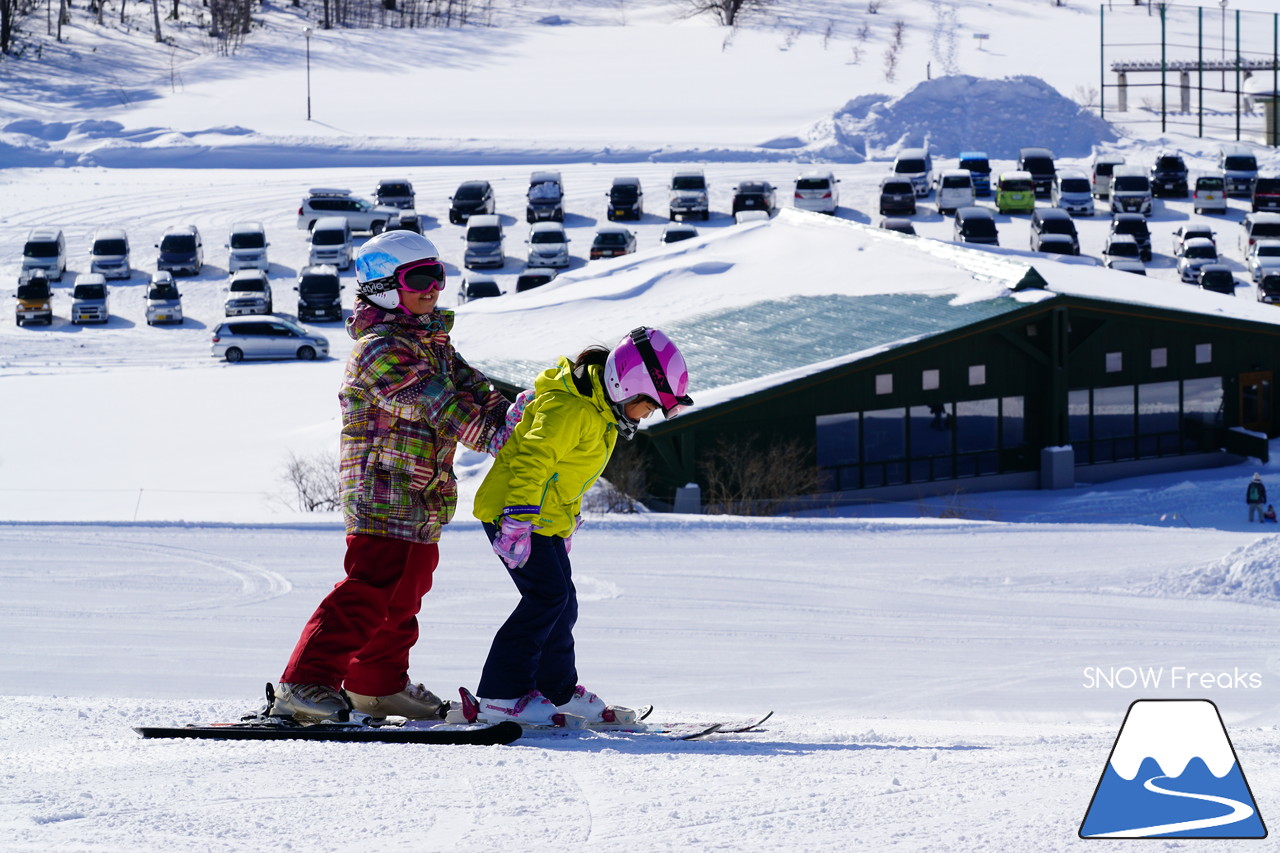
[476, 522, 578, 706]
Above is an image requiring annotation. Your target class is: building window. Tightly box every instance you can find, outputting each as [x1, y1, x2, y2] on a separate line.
[815, 413, 859, 468]
[1002, 396, 1025, 449]
[969, 364, 986, 386]
[922, 369, 940, 391]
[1106, 352, 1123, 373]
[1151, 347, 1168, 369]
[875, 373, 893, 395]
[1196, 343, 1212, 364]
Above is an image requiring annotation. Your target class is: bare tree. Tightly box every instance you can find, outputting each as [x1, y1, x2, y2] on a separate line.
[280, 450, 342, 512]
[0, 0, 38, 52]
[699, 434, 821, 517]
[682, 0, 773, 27]
[151, 0, 162, 40]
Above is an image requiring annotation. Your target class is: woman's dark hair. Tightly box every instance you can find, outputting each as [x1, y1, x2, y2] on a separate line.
[571, 346, 609, 396]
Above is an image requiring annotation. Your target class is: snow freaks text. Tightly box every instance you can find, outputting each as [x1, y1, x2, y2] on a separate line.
[1082, 667, 1263, 690]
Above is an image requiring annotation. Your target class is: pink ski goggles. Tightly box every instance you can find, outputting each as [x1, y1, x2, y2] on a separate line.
[395, 258, 447, 292]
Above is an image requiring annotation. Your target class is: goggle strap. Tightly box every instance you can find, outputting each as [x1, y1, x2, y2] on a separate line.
[629, 327, 693, 415]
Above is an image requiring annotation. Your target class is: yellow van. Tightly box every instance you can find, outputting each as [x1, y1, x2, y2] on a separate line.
[996, 171, 1036, 214]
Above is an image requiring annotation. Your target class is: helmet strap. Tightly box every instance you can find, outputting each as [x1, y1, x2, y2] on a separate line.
[628, 327, 693, 416]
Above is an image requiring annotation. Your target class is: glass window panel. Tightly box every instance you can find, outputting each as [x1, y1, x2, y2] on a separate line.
[922, 369, 940, 391]
[863, 408, 906, 462]
[1138, 381, 1179, 434]
[1068, 389, 1091, 442]
[956, 398, 999, 452]
[1093, 385, 1135, 439]
[969, 364, 986, 386]
[1151, 347, 1168, 369]
[815, 413, 859, 468]
[1002, 396, 1026, 447]
[1106, 352, 1123, 373]
[1183, 376, 1224, 425]
[875, 373, 893, 395]
[910, 404, 953, 459]
[1195, 343, 1212, 364]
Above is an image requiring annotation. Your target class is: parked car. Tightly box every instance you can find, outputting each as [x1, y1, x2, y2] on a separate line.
[386, 209, 423, 234]
[448, 180, 496, 225]
[879, 177, 917, 216]
[1246, 239, 1280, 283]
[1110, 213, 1153, 261]
[525, 221, 571, 268]
[1172, 224, 1216, 257]
[155, 224, 203, 275]
[953, 206, 999, 246]
[14, 271, 53, 326]
[1192, 174, 1229, 215]
[669, 169, 710, 221]
[1102, 235, 1146, 274]
[1030, 208, 1080, 254]
[878, 218, 916, 235]
[70, 273, 110, 324]
[1240, 212, 1280, 256]
[1090, 153, 1126, 199]
[224, 269, 273, 316]
[660, 222, 699, 244]
[1017, 147, 1056, 197]
[1109, 165, 1153, 216]
[462, 214, 505, 269]
[144, 271, 183, 325]
[297, 187, 396, 234]
[1051, 170, 1094, 216]
[226, 221, 270, 272]
[1176, 238, 1220, 283]
[995, 171, 1036, 214]
[590, 225, 637, 260]
[958, 151, 992, 196]
[607, 177, 644, 221]
[20, 228, 66, 282]
[1150, 152, 1189, 198]
[211, 317, 329, 363]
[1251, 177, 1280, 213]
[934, 169, 975, 216]
[1219, 143, 1259, 196]
[1034, 235, 1077, 257]
[892, 147, 933, 197]
[526, 171, 564, 223]
[307, 216, 353, 271]
[515, 268, 557, 292]
[295, 264, 343, 322]
[89, 228, 131, 280]
[374, 178, 415, 210]
[731, 180, 777, 216]
[793, 170, 839, 214]
[457, 274, 501, 303]
[1198, 264, 1237, 295]
[1257, 272, 1280, 304]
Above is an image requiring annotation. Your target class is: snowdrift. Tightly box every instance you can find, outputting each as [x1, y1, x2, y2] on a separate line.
[1148, 536, 1280, 604]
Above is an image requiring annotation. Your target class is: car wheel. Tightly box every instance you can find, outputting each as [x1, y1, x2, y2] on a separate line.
[372, 221, 386, 235]
[225, 347, 244, 363]
[297, 346, 317, 361]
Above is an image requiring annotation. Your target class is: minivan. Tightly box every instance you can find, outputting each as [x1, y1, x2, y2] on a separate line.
[995, 171, 1036, 214]
[295, 265, 344, 322]
[307, 216, 352, 270]
[953, 206, 999, 246]
[793, 170, 840, 214]
[958, 151, 992, 196]
[525, 221, 570, 269]
[1030, 208, 1080, 254]
[669, 170, 709, 221]
[1193, 174, 1228, 214]
[526, 171, 564, 223]
[607, 177, 644, 221]
[879, 178, 917, 216]
[211, 317, 329, 363]
[21, 228, 67, 281]
[1251, 177, 1280, 213]
[1240, 212, 1280, 256]
[374, 178, 415, 210]
[144, 271, 183, 325]
[70, 273, 110, 324]
[934, 170, 975, 216]
[1017, 147, 1056, 197]
[1051, 170, 1094, 216]
[1109, 165, 1153, 216]
[224, 269, 273, 316]
[156, 225, 203, 275]
[89, 228, 131, 280]
[1219, 143, 1258, 196]
[226, 221, 270, 272]
[463, 214, 505, 269]
[448, 180, 496, 225]
[893, 147, 933, 197]
[1090, 153, 1125, 199]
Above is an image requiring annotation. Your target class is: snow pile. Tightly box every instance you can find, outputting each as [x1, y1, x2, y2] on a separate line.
[768, 75, 1118, 161]
[1147, 536, 1280, 604]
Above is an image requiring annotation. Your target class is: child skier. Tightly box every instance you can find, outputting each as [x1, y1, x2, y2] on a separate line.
[1247, 473, 1268, 523]
[469, 327, 693, 725]
[272, 230, 509, 722]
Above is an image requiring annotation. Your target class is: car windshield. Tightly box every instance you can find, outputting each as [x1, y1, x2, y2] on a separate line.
[1202, 270, 1233, 285]
[1107, 242, 1140, 258]
[74, 284, 107, 299]
[230, 279, 265, 293]
[960, 158, 990, 173]
[611, 185, 640, 203]
[941, 176, 970, 189]
[468, 283, 500, 297]
[468, 226, 502, 242]
[1185, 245, 1217, 259]
[595, 233, 627, 246]
[1094, 162, 1119, 177]
[300, 275, 338, 294]
[1114, 220, 1149, 238]
[894, 159, 926, 173]
[672, 175, 706, 191]
[1256, 245, 1280, 257]
[231, 232, 265, 249]
[530, 230, 564, 244]
[1022, 157, 1054, 173]
[1156, 157, 1184, 170]
[160, 235, 196, 252]
[528, 181, 560, 200]
[312, 230, 345, 246]
[1060, 178, 1091, 193]
[1255, 179, 1280, 193]
[1197, 177, 1225, 190]
[455, 184, 485, 201]
[1254, 224, 1280, 239]
[379, 183, 411, 195]
[1040, 239, 1073, 253]
[1113, 175, 1150, 192]
[1262, 277, 1280, 295]
[1225, 155, 1257, 171]
[1043, 219, 1075, 235]
[965, 220, 997, 237]
[796, 178, 831, 190]
[17, 282, 50, 299]
[663, 230, 695, 242]
[148, 283, 179, 299]
[1001, 179, 1033, 192]
[883, 182, 913, 194]
[93, 239, 127, 255]
[23, 241, 59, 258]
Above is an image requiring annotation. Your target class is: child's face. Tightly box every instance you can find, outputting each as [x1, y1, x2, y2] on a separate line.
[399, 286, 440, 315]
[624, 397, 658, 421]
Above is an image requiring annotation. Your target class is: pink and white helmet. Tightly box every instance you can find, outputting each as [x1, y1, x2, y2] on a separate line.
[603, 327, 694, 419]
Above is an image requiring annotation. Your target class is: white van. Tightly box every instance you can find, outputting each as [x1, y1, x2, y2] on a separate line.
[1218, 143, 1258, 196]
[463, 214, 505, 269]
[934, 169, 975, 215]
[89, 227, 131, 280]
[21, 228, 67, 281]
[1109, 165, 1153, 216]
[893, 147, 933, 198]
[793, 170, 840, 214]
[227, 221, 270, 272]
[308, 216, 352, 270]
[1090, 153, 1125, 199]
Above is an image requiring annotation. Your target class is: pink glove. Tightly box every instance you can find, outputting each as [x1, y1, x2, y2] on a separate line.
[565, 515, 583, 555]
[492, 517, 536, 569]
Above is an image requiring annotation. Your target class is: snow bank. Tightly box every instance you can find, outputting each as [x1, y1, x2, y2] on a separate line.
[1147, 536, 1280, 604]
[769, 75, 1118, 161]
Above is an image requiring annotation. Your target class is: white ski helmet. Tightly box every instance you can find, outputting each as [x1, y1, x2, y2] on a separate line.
[354, 230, 441, 311]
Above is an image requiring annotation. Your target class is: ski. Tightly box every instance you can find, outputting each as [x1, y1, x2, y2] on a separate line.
[133, 718, 522, 746]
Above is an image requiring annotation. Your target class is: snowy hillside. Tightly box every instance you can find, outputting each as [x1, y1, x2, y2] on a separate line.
[6, 0, 1280, 850]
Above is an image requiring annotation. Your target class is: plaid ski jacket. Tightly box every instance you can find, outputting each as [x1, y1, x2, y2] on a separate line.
[340, 302, 507, 544]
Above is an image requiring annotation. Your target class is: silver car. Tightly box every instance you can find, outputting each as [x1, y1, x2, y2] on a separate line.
[70, 273, 110, 324]
[525, 221, 570, 268]
[224, 269, 273, 316]
[211, 317, 329, 363]
[144, 271, 184, 325]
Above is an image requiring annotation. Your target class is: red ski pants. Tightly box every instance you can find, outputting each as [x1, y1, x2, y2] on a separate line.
[280, 533, 438, 697]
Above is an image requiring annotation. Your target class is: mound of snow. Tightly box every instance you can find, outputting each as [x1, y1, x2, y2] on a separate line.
[1148, 537, 1280, 604]
[771, 75, 1118, 161]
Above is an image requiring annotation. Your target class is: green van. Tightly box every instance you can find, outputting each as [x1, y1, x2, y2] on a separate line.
[996, 170, 1036, 214]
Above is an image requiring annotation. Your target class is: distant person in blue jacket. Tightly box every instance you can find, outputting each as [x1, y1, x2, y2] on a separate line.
[1246, 473, 1267, 523]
